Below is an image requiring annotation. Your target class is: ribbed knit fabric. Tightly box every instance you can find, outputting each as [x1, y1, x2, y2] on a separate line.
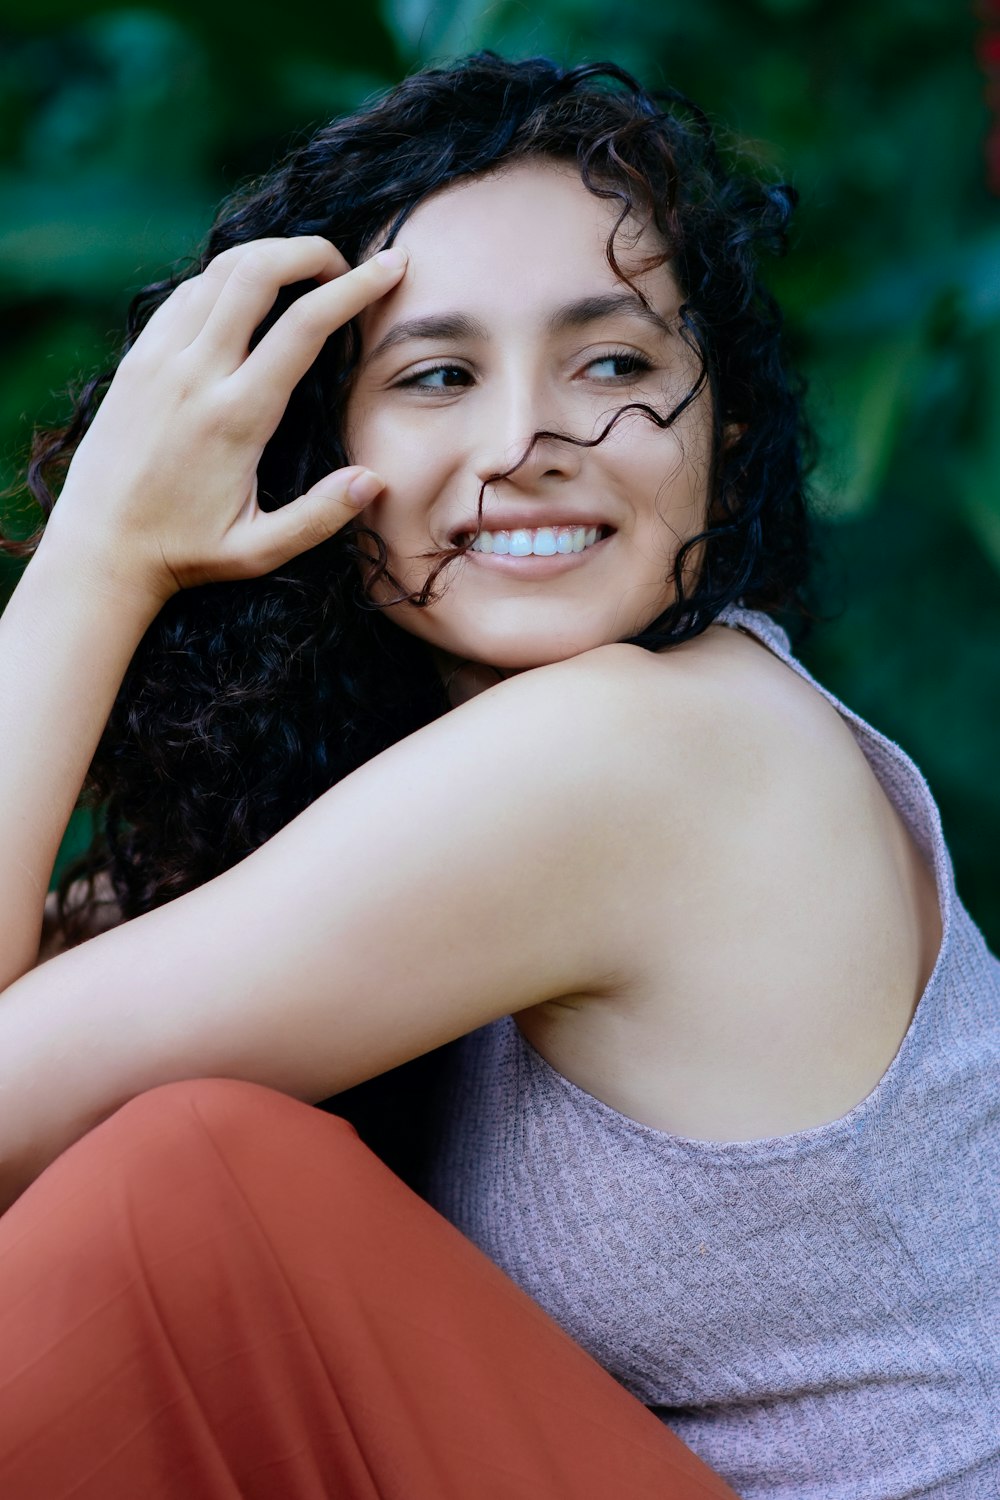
[423, 603, 1000, 1500]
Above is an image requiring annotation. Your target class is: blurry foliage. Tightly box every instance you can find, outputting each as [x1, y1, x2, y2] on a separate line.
[0, 0, 997, 943]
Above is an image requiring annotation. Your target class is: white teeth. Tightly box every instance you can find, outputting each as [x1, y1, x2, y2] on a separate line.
[467, 525, 605, 555]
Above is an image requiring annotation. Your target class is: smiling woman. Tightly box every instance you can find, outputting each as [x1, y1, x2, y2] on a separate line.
[345, 161, 718, 669]
[0, 51, 996, 1500]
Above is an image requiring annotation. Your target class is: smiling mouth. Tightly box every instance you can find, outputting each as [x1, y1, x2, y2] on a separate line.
[454, 524, 614, 556]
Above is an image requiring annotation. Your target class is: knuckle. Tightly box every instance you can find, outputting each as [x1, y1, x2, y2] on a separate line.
[166, 348, 207, 403]
[285, 233, 334, 258]
[203, 388, 253, 440]
[170, 275, 200, 301]
[198, 245, 245, 284]
[117, 339, 150, 375]
[280, 293, 319, 333]
[231, 246, 280, 287]
[148, 279, 194, 320]
[118, 339, 169, 387]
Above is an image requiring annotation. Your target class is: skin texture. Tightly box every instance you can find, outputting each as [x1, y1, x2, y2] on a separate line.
[345, 162, 717, 680]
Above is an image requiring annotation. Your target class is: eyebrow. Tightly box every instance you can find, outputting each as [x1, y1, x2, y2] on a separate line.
[363, 291, 673, 365]
[547, 292, 674, 339]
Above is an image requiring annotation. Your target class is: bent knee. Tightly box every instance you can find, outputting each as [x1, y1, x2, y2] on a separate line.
[34, 1079, 359, 1216]
[104, 1077, 360, 1171]
[112, 1075, 335, 1132]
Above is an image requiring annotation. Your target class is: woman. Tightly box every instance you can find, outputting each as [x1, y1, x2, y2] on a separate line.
[0, 52, 996, 1500]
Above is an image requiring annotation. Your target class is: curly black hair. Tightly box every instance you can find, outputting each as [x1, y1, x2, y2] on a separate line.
[5, 51, 818, 947]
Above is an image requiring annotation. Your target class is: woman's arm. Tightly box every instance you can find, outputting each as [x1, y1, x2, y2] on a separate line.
[0, 645, 690, 1211]
[0, 237, 407, 991]
[0, 543, 161, 986]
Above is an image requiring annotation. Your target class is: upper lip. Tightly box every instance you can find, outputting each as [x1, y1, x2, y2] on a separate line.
[448, 512, 615, 542]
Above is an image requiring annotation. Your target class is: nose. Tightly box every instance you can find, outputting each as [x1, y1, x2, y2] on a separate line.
[471, 372, 584, 489]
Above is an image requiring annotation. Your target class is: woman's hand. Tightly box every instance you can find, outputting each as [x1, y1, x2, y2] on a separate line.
[43, 237, 407, 605]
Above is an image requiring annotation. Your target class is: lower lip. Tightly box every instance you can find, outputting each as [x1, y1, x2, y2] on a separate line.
[457, 533, 614, 578]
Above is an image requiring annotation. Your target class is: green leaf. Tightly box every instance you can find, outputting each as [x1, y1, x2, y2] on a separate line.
[808, 324, 928, 519]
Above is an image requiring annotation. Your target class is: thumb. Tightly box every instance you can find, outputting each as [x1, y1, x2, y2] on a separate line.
[235, 466, 385, 576]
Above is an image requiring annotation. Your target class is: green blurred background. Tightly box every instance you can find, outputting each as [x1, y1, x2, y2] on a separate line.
[1, 0, 998, 946]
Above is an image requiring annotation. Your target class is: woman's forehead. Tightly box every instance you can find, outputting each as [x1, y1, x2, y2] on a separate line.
[361, 161, 679, 342]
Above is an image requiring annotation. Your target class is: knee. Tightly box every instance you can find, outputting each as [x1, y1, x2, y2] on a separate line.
[102, 1076, 360, 1179]
[28, 1080, 360, 1259]
[110, 1074, 339, 1135]
[5, 1079, 390, 1333]
[27, 1078, 358, 1224]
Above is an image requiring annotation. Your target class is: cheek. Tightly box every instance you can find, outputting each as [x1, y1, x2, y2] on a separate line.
[607, 424, 700, 504]
[348, 404, 451, 495]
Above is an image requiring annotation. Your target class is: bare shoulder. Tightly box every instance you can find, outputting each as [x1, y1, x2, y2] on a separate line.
[518, 623, 943, 1140]
[463, 628, 883, 896]
[488, 632, 790, 774]
[577, 624, 922, 932]
[520, 626, 867, 803]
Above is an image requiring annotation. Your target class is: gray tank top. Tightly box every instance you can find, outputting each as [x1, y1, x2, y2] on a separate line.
[423, 603, 1000, 1499]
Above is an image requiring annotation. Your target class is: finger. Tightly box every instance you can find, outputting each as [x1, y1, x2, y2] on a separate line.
[224, 249, 408, 424]
[138, 239, 350, 358]
[217, 467, 386, 580]
[189, 237, 352, 369]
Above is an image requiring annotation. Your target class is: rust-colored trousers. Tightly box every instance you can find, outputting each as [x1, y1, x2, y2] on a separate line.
[0, 1078, 737, 1499]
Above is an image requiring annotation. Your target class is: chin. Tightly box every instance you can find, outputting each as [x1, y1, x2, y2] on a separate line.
[386, 593, 663, 672]
[440, 627, 612, 673]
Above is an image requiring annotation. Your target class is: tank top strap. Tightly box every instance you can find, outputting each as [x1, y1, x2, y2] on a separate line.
[713, 600, 794, 659]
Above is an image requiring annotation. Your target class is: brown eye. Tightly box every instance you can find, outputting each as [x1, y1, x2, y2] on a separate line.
[398, 364, 472, 390]
[586, 350, 654, 380]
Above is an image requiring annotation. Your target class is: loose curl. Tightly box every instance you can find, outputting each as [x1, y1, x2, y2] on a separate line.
[5, 52, 819, 949]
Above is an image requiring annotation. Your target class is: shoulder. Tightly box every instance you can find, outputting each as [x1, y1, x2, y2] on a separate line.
[460, 636, 749, 783]
[491, 629, 858, 799]
[513, 629, 890, 910]
[434, 633, 869, 926]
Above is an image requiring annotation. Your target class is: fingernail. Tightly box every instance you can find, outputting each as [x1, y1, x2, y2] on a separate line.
[347, 469, 385, 505]
[373, 246, 407, 270]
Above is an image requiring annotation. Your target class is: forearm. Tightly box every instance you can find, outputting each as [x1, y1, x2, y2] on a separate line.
[0, 527, 163, 988]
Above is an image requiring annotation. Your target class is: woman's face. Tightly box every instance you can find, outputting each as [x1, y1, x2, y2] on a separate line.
[344, 159, 716, 675]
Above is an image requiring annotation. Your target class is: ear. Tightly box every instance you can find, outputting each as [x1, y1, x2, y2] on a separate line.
[723, 421, 749, 448]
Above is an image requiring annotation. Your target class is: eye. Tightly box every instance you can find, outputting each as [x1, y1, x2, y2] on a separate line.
[395, 364, 473, 391]
[585, 349, 655, 381]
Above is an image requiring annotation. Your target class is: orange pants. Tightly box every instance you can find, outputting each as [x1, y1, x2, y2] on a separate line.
[0, 1078, 737, 1499]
